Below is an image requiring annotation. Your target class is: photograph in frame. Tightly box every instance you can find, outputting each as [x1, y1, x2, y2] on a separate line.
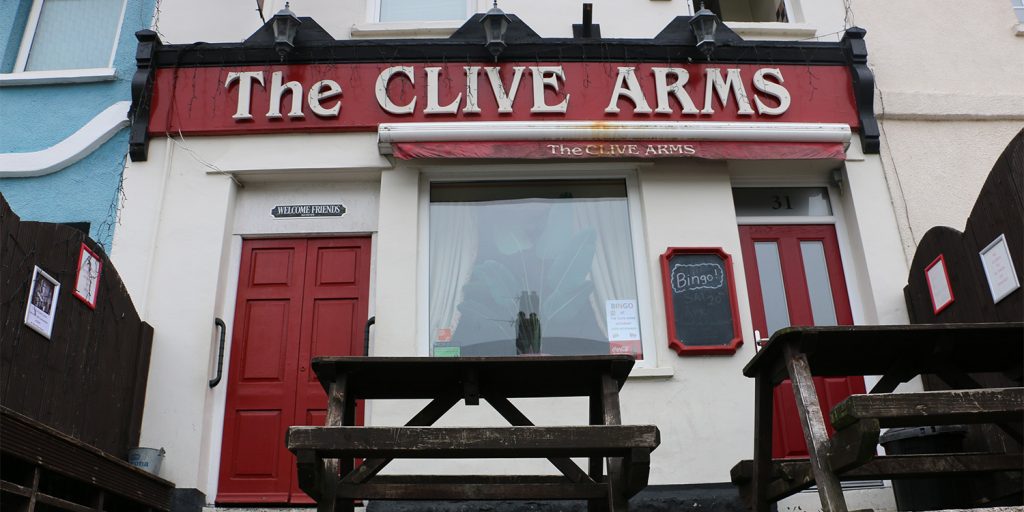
[925, 254, 954, 315]
[979, 233, 1021, 304]
[24, 266, 60, 339]
[73, 243, 103, 309]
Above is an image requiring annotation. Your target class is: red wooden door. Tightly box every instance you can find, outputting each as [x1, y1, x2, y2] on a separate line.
[738, 225, 866, 459]
[218, 237, 371, 504]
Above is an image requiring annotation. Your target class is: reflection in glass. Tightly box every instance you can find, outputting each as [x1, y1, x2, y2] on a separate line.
[754, 242, 790, 335]
[429, 181, 642, 358]
[800, 241, 838, 326]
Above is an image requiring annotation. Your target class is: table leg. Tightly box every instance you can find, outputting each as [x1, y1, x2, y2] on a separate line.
[322, 376, 354, 512]
[600, 372, 629, 512]
[783, 344, 848, 512]
[750, 374, 775, 512]
[588, 386, 608, 512]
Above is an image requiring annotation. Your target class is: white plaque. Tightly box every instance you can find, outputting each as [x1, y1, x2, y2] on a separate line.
[979, 234, 1020, 303]
[605, 300, 640, 342]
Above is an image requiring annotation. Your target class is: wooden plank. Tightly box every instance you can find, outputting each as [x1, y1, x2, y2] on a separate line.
[783, 345, 848, 512]
[0, 480, 33, 497]
[825, 419, 880, 474]
[310, 356, 635, 400]
[733, 453, 1024, 502]
[744, 323, 1023, 381]
[334, 480, 607, 500]
[35, 492, 96, 512]
[0, 408, 173, 511]
[287, 425, 660, 458]
[830, 388, 1024, 429]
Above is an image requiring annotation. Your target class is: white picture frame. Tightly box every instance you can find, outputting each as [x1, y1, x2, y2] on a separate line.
[24, 266, 60, 339]
[979, 234, 1020, 304]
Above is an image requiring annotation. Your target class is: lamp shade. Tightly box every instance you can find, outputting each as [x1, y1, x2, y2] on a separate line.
[689, 6, 720, 57]
[481, 3, 512, 58]
[272, 2, 302, 57]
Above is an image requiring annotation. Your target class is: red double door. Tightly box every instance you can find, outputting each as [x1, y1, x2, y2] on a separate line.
[739, 225, 866, 459]
[218, 237, 371, 503]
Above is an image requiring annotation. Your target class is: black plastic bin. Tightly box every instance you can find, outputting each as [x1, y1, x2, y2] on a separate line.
[880, 425, 972, 510]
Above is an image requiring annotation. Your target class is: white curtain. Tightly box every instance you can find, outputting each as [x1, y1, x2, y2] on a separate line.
[429, 204, 479, 344]
[573, 199, 636, 335]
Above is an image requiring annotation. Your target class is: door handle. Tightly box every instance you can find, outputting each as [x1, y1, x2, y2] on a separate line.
[209, 318, 227, 388]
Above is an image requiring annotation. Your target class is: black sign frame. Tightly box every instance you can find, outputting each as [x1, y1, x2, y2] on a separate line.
[659, 247, 743, 356]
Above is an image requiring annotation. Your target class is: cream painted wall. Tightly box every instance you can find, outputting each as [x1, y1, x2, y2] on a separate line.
[851, 0, 1024, 255]
[233, 181, 380, 236]
[155, 0, 851, 43]
[113, 137, 239, 490]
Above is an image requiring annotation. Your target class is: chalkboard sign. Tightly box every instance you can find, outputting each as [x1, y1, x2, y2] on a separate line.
[660, 247, 743, 355]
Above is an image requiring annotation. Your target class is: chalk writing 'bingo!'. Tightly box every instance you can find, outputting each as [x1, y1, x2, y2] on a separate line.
[224, 65, 792, 120]
[670, 263, 725, 293]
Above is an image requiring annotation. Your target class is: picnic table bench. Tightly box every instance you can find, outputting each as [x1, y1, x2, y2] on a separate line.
[286, 355, 660, 512]
[730, 322, 1024, 512]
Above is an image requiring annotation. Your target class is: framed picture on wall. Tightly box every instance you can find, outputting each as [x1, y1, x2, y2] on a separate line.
[25, 266, 60, 339]
[979, 233, 1020, 304]
[73, 243, 103, 309]
[925, 254, 954, 315]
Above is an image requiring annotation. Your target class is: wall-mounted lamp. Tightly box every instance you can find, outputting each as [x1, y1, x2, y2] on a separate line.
[481, 1, 511, 59]
[689, 3, 720, 58]
[272, 2, 302, 59]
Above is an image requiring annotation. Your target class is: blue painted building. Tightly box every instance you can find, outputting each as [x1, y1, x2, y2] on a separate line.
[0, 0, 156, 251]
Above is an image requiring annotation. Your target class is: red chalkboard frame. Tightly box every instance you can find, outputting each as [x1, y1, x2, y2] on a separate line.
[660, 247, 744, 356]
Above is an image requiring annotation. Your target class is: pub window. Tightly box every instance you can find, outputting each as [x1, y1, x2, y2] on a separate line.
[1014, 0, 1024, 22]
[428, 179, 645, 359]
[377, 0, 470, 22]
[14, 0, 125, 72]
[699, 0, 793, 23]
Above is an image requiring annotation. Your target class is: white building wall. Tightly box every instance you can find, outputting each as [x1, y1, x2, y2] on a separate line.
[110, 0, 939, 507]
[851, 0, 1024, 258]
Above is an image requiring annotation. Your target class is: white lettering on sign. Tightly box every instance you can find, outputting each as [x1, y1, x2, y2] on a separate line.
[545, 142, 696, 157]
[376, 66, 417, 114]
[605, 67, 652, 114]
[425, 67, 462, 114]
[225, 71, 265, 120]
[671, 262, 725, 293]
[530, 66, 570, 113]
[308, 79, 342, 117]
[224, 66, 793, 121]
[752, 68, 790, 116]
[702, 68, 755, 115]
[268, 71, 304, 119]
[653, 68, 699, 114]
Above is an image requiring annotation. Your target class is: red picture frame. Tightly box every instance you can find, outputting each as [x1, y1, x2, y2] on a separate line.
[72, 243, 103, 309]
[925, 253, 954, 315]
[660, 247, 743, 356]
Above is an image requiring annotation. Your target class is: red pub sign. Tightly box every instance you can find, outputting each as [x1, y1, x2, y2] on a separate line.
[149, 62, 860, 135]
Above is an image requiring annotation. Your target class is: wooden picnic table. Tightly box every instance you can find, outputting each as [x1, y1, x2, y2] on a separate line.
[287, 355, 660, 512]
[731, 322, 1024, 512]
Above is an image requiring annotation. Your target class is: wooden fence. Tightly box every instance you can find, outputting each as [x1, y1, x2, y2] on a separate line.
[1, 194, 152, 460]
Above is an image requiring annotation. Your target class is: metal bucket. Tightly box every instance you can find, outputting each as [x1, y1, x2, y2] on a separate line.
[128, 447, 165, 475]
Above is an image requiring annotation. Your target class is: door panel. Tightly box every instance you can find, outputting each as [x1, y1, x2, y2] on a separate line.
[291, 238, 371, 502]
[219, 237, 371, 504]
[739, 225, 865, 459]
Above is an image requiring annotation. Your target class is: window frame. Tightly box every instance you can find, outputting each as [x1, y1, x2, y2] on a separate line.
[371, 0, 476, 24]
[688, 0, 799, 23]
[1013, 0, 1024, 23]
[12, 0, 128, 74]
[417, 166, 659, 368]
